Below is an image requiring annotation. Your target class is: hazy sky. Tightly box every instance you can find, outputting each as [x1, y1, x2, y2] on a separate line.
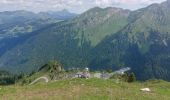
[0, 0, 166, 13]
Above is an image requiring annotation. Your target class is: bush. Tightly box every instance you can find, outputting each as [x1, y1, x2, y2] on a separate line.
[110, 72, 136, 83]
[127, 72, 136, 82]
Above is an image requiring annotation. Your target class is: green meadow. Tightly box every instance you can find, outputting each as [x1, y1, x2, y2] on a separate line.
[1, 78, 170, 100]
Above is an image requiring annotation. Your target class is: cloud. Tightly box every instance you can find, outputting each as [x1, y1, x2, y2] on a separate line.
[0, 0, 166, 13]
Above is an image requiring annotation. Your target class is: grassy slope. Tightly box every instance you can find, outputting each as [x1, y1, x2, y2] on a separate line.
[1, 78, 170, 100]
[73, 7, 129, 46]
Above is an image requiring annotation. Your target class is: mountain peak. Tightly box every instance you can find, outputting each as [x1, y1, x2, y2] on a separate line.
[88, 7, 102, 12]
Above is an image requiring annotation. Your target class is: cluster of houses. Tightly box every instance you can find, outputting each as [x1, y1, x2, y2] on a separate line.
[72, 67, 131, 79]
[74, 68, 90, 79]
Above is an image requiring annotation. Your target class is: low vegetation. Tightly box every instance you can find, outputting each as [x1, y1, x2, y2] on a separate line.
[0, 78, 170, 100]
[0, 61, 170, 99]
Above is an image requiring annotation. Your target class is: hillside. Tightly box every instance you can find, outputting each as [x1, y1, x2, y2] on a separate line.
[0, 10, 77, 67]
[1, 78, 170, 100]
[0, 7, 130, 73]
[0, 10, 77, 40]
[0, 10, 57, 38]
[91, 0, 170, 80]
[18, 60, 66, 85]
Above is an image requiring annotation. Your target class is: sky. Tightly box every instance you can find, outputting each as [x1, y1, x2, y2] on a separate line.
[0, 0, 166, 13]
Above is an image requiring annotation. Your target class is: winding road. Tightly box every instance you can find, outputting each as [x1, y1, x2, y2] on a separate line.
[30, 77, 49, 85]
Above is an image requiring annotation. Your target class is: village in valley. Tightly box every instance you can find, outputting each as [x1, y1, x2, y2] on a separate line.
[28, 62, 133, 85]
[27, 64, 151, 93]
[71, 67, 131, 79]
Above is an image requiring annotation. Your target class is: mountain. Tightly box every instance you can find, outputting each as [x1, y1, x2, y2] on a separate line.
[0, 10, 41, 38]
[0, 10, 77, 59]
[0, 7, 130, 73]
[39, 9, 76, 20]
[0, 10, 77, 39]
[1, 0, 170, 81]
[91, 0, 170, 80]
[0, 10, 55, 59]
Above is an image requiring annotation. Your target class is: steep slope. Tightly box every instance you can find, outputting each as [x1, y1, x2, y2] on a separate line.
[71, 7, 130, 46]
[0, 7, 130, 73]
[126, 1, 170, 80]
[91, 0, 170, 80]
[0, 10, 55, 60]
[0, 10, 77, 58]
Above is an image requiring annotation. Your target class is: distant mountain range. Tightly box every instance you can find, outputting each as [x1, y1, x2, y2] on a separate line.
[39, 9, 77, 20]
[0, 9, 76, 39]
[0, 1, 170, 81]
[0, 9, 77, 60]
